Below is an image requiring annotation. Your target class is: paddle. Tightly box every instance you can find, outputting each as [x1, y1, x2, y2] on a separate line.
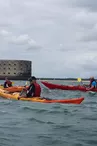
[88, 91, 96, 95]
[25, 81, 28, 86]
[77, 78, 84, 86]
[0, 85, 4, 89]
[12, 82, 14, 85]
[19, 81, 28, 96]
[77, 78, 81, 82]
[77, 78, 88, 86]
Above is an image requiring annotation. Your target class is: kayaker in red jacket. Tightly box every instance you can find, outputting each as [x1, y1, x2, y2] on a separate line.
[4, 77, 12, 88]
[18, 76, 41, 99]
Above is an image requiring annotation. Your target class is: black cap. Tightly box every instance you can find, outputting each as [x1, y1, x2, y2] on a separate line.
[28, 76, 36, 81]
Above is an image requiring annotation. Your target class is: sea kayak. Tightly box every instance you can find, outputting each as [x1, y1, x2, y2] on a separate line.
[41, 81, 97, 92]
[0, 86, 27, 93]
[0, 89, 84, 104]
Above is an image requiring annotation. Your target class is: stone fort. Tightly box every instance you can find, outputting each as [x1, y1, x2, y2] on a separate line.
[0, 60, 31, 80]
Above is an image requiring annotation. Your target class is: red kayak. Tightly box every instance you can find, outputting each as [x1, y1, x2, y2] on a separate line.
[41, 81, 97, 92]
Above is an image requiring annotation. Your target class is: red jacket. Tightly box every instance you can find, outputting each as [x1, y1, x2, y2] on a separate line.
[33, 82, 41, 97]
[6, 80, 12, 87]
[25, 82, 41, 97]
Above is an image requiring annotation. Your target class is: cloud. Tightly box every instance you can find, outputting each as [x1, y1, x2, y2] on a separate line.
[78, 20, 97, 42]
[0, 29, 42, 50]
[0, 0, 97, 78]
[72, 10, 97, 29]
[81, 31, 97, 42]
[0, 30, 11, 36]
[68, 3, 97, 43]
[70, 0, 97, 12]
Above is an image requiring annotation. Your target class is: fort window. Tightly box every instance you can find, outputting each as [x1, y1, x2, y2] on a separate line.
[14, 64, 16, 66]
[14, 68, 16, 70]
[14, 73, 16, 74]
[8, 68, 10, 70]
[4, 64, 5, 65]
[8, 72, 10, 74]
[3, 72, 5, 74]
[9, 64, 11, 66]
[3, 68, 5, 70]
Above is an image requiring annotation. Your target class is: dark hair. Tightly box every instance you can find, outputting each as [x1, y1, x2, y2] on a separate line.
[28, 76, 36, 81]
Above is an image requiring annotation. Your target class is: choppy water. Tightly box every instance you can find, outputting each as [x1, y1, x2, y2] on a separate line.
[0, 80, 97, 146]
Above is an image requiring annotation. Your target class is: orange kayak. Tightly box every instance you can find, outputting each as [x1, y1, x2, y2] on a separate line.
[0, 89, 84, 104]
[0, 86, 28, 93]
[5, 86, 25, 92]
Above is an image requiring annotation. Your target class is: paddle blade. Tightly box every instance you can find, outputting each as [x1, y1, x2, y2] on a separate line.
[77, 78, 81, 82]
[0, 85, 3, 89]
[25, 81, 28, 85]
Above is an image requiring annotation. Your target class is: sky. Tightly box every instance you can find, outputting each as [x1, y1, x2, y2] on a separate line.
[0, 0, 97, 78]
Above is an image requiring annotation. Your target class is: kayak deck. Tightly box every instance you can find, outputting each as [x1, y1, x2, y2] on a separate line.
[0, 89, 84, 104]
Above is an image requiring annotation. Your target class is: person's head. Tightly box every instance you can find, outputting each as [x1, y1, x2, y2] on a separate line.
[28, 76, 37, 84]
[5, 77, 8, 81]
[90, 76, 94, 82]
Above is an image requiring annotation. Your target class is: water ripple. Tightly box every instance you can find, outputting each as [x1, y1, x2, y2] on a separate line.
[0, 80, 97, 146]
[28, 117, 46, 124]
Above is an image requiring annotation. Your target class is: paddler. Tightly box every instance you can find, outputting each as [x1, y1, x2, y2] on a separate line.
[4, 77, 12, 88]
[86, 76, 97, 90]
[18, 76, 41, 99]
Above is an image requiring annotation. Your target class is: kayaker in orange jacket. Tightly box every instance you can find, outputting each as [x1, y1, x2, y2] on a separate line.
[18, 76, 41, 99]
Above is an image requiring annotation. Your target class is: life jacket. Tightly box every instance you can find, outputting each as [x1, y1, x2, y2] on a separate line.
[33, 82, 41, 97]
[6, 80, 12, 87]
[90, 80, 97, 88]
